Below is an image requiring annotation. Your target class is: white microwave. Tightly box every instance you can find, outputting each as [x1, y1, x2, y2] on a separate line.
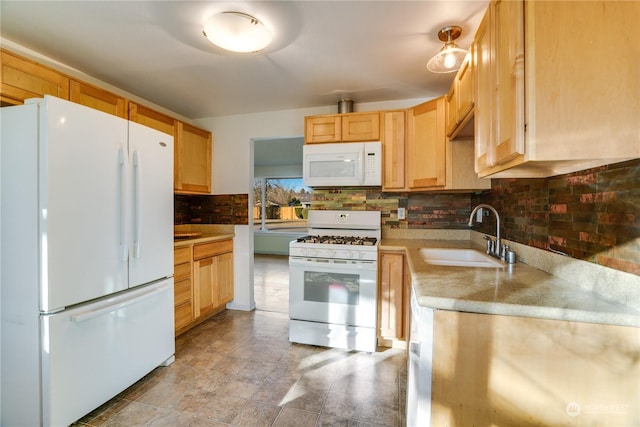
[303, 141, 382, 187]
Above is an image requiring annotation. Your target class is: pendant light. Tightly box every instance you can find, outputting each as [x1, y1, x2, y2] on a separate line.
[427, 26, 468, 73]
[203, 12, 273, 53]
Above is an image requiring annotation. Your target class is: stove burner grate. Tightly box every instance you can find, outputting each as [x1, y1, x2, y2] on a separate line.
[296, 235, 377, 246]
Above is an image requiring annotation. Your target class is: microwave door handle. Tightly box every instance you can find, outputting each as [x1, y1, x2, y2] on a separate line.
[359, 145, 365, 183]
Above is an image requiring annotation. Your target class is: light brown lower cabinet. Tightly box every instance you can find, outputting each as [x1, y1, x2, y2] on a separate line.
[173, 238, 234, 336]
[378, 250, 411, 347]
[378, 251, 404, 340]
[173, 247, 193, 332]
[431, 310, 640, 426]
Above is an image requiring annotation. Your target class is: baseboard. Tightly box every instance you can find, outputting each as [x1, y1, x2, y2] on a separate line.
[226, 301, 256, 311]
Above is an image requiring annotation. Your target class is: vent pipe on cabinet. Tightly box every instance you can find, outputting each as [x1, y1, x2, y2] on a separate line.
[338, 98, 354, 113]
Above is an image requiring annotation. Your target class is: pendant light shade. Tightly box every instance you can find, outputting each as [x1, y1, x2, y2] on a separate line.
[203, 12, 272, 53]
[427, 26, 468, 73]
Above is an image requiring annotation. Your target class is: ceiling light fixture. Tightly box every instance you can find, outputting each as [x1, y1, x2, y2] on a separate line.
[203, 12, 272, 53]
[427, 26, 468, 73]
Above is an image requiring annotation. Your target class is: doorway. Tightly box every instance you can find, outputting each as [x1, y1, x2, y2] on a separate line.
[252, 136, 307, 313]
[253, 254, 289, 313]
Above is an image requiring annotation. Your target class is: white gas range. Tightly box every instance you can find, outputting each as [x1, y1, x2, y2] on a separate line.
[288, 210, 381, 352]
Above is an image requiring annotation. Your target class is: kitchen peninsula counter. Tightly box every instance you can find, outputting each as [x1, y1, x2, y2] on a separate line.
[174, 233, 235, 247]
[174, 224, 235, 247]
[380, 238, 640, 328]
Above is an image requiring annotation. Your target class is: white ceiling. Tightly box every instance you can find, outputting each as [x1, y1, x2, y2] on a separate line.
[0, 1, 489, 120]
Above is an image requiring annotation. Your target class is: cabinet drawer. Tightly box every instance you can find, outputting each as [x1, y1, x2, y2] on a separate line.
[174, 247, 191, 264]
[174, 278, 191, 306]
[174, 262, 191, 281]
[174, 302, 193, 330]
[193, 239, 233, 260]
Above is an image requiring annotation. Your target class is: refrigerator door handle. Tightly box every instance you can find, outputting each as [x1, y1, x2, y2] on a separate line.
[132, 149, 142, 259]
[118, 146, 128, 262]
[70, 284, 168, 323]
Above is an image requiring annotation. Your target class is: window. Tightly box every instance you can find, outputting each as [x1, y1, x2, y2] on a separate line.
[253, 178, 310, 231]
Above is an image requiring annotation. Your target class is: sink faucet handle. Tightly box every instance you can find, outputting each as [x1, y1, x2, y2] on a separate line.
[501, 244, 509, 259]
[483, 236, 493, 254]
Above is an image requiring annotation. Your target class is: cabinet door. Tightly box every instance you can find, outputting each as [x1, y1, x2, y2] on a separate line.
[194, 257, 215, 318]
[381, 110, 407, 191]
[216, 252, 234, 305]
[474, 8, 492, 173]
[526, 1, 640, 163]
[175, 122, 212, 194]
[456, 55, 474, 123]
[305, 116, 341, 143]
[69, 80, 127, 118]
[492, 0, 525, 165]
[379, 252, 405, 339]
[129, 102, 175, 136]
[1, 50, 69, 105]
[431, 311, 640, 426]
[407, 97, 446, 189]
[341, 112, 380, 141]
[445, 83, 457, 137]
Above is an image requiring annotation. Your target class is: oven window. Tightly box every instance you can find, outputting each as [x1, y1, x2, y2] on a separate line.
[303, 271, 360, 305]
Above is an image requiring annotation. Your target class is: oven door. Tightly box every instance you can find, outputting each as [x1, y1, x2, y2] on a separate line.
[289, 255, 377, 328]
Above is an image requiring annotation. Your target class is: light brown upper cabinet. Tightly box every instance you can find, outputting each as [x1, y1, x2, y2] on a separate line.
[129, 102, 176, 136]
[0, 49, 69, 105]
[383, 101, 489, 192]
[406, 98, 490, 191]
[70, 80, 127, 118]
[305, 112, 380, 143]
[475, 0, 640, 178]
[407, 98, 447, 189]
[305, 115, 342, 143]
[381, 110, 407, 190]
[446, 53, 474, 140]
[174, 121, 212, 194]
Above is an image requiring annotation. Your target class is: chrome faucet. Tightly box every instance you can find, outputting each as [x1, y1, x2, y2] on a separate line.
[468, 204, 501, 258]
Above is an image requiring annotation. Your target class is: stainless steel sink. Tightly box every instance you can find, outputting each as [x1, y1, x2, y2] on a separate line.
[419, 248, 504, 268]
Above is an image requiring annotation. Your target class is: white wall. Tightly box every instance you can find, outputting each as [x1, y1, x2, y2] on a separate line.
[254, 164, 302, 178]
[194, 98, 428, 311]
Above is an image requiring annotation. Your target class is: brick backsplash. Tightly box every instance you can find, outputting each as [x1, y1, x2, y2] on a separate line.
[175, 159, 638, 276]
[309, 188, 472, 229]
[472, 159, 639, 276]
[309, 159, 639, 276]
[174, 194, 248, 225]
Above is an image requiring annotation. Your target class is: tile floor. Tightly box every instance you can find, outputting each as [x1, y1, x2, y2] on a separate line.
[74, 255, 407, 427]
[253, 254, 290, 314]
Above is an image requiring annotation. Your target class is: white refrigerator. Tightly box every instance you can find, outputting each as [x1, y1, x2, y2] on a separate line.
[1, 96, 175, 426]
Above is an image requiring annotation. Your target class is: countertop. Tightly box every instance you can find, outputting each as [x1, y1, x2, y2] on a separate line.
[380, 238, 640, 328]
[174, 233, 234, 248]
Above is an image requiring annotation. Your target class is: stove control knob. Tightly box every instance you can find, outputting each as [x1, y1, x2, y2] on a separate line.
[310, 249, 317, 257]
[328, 250, 336, 257]
[301, 248, 309, 256]
[347, 251, 354, 258]
[358, 252, 364, 259]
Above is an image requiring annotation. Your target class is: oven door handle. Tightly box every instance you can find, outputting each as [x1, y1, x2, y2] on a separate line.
[289, 256, 377, 270]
